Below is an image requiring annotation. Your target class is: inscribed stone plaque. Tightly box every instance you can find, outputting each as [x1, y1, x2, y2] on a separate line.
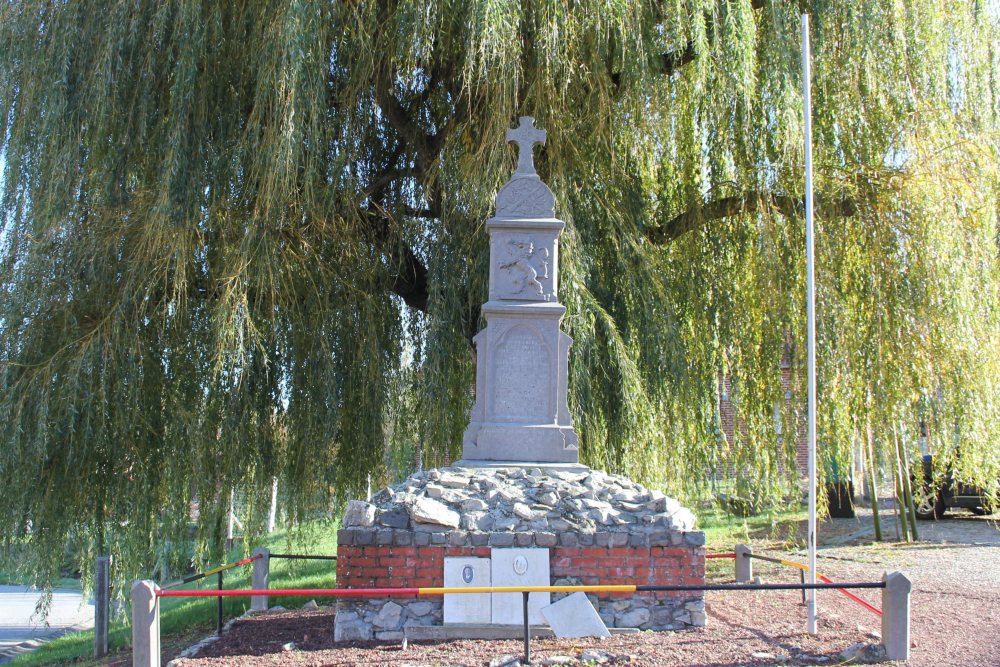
[492, 326, 551, 420]
[491, 548, 550, 625]
[444, 557, 491, 624]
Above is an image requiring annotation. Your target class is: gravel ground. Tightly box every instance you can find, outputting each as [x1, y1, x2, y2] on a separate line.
[171, 512, 1000, 667]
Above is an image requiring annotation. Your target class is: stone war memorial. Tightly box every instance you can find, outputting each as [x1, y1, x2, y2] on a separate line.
[334, 118, 706, 642]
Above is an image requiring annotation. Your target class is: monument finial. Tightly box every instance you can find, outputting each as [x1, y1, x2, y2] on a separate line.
[506, 116, 546, 177]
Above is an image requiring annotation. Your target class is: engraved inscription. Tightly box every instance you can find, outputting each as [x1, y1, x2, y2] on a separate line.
[493, 327, 551, 419]
[498, 239, 549, 300]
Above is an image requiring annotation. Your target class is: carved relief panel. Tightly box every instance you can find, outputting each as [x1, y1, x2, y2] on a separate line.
[490, 232, 558, 302]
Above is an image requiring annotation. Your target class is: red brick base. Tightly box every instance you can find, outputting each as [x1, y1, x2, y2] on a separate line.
[337, 544, 704, 597]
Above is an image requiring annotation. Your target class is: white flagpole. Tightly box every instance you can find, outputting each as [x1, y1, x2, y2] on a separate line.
[802, 12, 819, 635]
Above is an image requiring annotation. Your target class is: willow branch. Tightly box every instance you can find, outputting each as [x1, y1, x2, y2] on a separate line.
[359, 208, 429, 312]
[646, 192, 858, 245]
[612, 0, 770, 86]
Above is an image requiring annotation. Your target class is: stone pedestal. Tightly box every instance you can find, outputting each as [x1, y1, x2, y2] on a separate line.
[461, 117, 578, 464]
[334, 467, 705, 641]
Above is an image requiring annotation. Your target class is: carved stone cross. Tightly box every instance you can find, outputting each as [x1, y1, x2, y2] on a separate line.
[506, 116, 546, 177]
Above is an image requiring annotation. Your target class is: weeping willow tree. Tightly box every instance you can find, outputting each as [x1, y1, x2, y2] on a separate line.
[2, 0, 999, 590]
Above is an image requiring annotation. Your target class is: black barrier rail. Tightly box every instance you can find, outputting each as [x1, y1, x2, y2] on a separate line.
[162, 554, 263, 589]
[160, 554, 263, 636]
[269, 553, 338, 561]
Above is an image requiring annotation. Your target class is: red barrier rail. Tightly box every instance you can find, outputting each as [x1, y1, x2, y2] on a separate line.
[159, 587, 419, 598]
[706, 553, 736, 559]
[819, 574, 882, 616]
[743, 551, 882, 616]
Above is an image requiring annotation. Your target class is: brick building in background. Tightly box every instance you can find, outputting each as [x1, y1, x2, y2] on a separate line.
[715, 358, 809, 480]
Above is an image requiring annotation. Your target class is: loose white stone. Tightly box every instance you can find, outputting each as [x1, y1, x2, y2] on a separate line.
[648, 496, 681, 514]
[498, 486, 524, 503]
[836, 643, 866, 662]
[489, 656, 521, 667]
[408, 497, 460, 528]
[589, 508, 614, 524]
[342, 500, 377, 527]
[513, 502, 533, 519]
[439, 472, 471, 489]
[668, 508, 696, 531]
[537, 491, 560, 506]
[579, 650, 611, 664]
[463, 498, 489, 512]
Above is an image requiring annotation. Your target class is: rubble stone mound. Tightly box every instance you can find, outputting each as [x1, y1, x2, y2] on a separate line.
[338, 466, 701, 548]
[334, 466, 705, 641]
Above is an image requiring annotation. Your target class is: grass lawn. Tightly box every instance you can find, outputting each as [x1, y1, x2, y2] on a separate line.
[9, 522, 340, 667]
[699, 505, 809, 581]
[699, 506, 808, 551]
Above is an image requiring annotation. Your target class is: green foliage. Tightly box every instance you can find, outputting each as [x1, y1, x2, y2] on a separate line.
[1, 0, 998, 593]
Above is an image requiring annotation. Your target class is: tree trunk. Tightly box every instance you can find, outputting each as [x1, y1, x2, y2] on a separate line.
[866, 428, 883, 542]
[896, 423, 919, 541]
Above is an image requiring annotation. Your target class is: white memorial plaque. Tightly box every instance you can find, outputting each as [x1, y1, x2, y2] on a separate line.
[491, 548, 550, 625]
[540, 592, 611, 638]
[444, 557, 491, 624]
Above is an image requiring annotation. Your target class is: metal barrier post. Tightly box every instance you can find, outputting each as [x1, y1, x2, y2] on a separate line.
[881, 571, 911, 661]
[94, 555, 110, 658]
[251, 548, 270, 612]
[131, 580, 160, 667]
[217, 571, 224, 635]
[522, 591, 531, 664]
[800, 569, 807, 604]
[735, 544, 753, 583]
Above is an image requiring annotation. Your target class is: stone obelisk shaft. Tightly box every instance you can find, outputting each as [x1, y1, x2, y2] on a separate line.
[460, 117, 579, 466]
